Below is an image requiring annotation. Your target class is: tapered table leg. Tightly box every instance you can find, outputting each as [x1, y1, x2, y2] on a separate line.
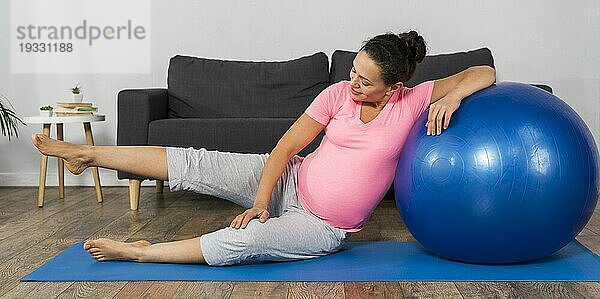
[129, 179, 141, 210]
[37, 124, 51, 207]
[57, 123, 65, 199]
[83, 122, 103, 203]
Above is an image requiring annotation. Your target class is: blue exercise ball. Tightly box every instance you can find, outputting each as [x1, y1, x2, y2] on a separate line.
[394, 82, 599, 264]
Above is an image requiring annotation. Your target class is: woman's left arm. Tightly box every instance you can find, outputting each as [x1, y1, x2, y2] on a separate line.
[426, 65, 496, 136]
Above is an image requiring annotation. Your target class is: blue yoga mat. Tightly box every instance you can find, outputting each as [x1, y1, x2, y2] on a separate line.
[22, 241, 600, 282]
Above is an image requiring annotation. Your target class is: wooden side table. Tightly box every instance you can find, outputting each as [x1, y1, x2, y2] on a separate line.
[24, 115, 106, 207]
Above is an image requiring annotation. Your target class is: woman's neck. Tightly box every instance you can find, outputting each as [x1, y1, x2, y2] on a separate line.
[365, 98, 389, 109]
[361, 90, 394, 109]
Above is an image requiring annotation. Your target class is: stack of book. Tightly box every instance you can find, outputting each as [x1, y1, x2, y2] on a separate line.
[54, 102, 98, 116]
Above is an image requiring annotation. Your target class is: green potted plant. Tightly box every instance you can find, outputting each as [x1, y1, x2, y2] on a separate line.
[39, 105, 53, 117]
[71, 83, 83, 103]
[0, 94, 25, 141]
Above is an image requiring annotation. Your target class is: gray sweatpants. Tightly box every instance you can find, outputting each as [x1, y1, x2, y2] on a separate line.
[166, 147, 351, 266]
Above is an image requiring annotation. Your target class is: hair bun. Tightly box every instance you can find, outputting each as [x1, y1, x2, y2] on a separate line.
[398, 30, 426, 63]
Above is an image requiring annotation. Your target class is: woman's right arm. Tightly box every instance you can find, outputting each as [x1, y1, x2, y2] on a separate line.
[230, 113, 326, 229]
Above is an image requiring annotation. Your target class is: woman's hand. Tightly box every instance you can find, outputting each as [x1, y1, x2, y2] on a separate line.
[230, 206, 270, 229]
[426, 95, 461, 136]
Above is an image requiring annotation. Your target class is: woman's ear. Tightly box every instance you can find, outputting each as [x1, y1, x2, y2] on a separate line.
[387, 82, 403, 94]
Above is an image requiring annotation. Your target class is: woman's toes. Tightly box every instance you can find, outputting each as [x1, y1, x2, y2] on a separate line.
[31, 134, 44, 151]
[83, 240, 95, 250]
[32, 133, 43, 143]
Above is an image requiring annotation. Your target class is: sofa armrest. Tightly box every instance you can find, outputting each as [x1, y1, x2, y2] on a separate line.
[530, 84, 553, 94]
[117, 88, 168, 180]
[117, 88, 168, 146]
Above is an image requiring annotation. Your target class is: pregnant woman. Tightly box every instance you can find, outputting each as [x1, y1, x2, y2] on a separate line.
[32, 30, 495, 266]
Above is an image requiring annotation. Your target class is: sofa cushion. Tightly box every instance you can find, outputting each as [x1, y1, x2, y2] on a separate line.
[330, 47, 495, 87]
[148, 118, 324, 157]
[167, 53, 330, 118]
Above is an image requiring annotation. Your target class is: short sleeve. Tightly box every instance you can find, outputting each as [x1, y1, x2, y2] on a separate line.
[407, 80, 435, 120]
[304, 83, 339, 126]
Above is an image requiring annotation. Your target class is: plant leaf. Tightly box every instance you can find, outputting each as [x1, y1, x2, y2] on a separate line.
[0, 94, 24, 140]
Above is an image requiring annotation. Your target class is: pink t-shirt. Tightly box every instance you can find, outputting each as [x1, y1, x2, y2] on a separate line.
[297, 80, 435, 232]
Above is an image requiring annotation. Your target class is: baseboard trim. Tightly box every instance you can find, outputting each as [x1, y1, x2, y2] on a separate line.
[0, 170, 167, 187]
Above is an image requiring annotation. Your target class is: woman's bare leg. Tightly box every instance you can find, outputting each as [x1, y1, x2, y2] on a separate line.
[83, 237, 206, 264]
[34, 134, 205, 263]
[31, 134, 169, 181]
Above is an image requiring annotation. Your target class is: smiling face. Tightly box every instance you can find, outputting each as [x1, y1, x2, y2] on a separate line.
[349, 50, 403, 107]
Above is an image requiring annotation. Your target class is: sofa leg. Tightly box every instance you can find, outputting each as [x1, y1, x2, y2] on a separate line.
[129, 179, 141, 210]
[156, 180, 164, 193]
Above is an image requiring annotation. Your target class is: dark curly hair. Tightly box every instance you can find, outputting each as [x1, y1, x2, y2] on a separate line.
[359, 30, 427, 86]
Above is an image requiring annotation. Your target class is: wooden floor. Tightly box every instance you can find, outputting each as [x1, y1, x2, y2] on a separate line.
[0, 186, 599, 299]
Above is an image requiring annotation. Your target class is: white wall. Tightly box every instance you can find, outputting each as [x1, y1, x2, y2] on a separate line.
[0, 0, 598, 186]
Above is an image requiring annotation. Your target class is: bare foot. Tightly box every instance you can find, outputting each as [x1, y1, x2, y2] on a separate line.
[83, 238, 151, 262]
[31, 134, 92, 174]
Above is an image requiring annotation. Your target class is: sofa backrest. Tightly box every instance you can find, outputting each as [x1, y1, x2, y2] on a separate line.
[167, 52, 330, 118]
[330, 47, 495, 87]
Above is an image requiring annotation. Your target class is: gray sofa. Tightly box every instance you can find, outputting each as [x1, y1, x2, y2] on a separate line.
[117, 47, 551, 210]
